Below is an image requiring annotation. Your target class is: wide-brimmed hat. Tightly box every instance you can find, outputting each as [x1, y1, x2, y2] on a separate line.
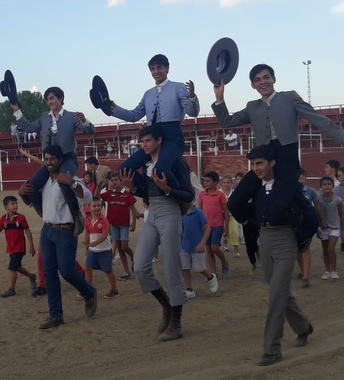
[0, 70, 21, 106]
[89, 75, 112, 116]
[206, 38, 239, 86]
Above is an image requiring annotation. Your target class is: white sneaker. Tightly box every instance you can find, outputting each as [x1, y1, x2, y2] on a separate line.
[331, 271, 340, 280]
[249, 267, 258, 275]
[321, 271, 331, 280]
[208, 274, 218, 293]
[222, 245, 229, 251]
[186, 290, 196, 299]
[235, 253, 241, 258]
[114, 253, 120, 260]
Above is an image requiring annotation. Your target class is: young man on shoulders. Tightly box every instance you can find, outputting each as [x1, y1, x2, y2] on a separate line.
[212, 64, 344, 250]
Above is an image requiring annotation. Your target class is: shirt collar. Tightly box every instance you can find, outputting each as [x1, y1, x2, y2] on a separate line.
[262, 179, 274, 187]
[48, 108, 64, 118]
[5, 212, 18, 220]
[156, 78, 169, 89]
[262, 91, 277, 104]
[113, 187, 125, 193]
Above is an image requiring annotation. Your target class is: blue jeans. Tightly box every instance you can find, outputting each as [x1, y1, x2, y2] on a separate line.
[40, 223, 94, 319]
[119, 122, 184, 189]
[28, 152, 78, 213]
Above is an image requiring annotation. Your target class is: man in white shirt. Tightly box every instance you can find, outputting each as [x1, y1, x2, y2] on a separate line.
[224, 129, 238, 150]
[19, 145, 97, 329]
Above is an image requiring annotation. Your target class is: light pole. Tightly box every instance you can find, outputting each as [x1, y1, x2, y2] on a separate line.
[303, 60, 312, 105]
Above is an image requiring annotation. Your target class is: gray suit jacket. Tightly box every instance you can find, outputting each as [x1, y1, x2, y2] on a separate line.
[17, 109, 95, 154]
[212, 91, 344, 146]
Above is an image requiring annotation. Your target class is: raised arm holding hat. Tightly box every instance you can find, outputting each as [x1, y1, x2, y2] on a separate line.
[11, 86, 95, 236]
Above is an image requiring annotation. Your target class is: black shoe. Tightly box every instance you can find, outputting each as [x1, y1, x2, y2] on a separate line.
[32, 286, 47, 297]
[85, 287, 97, 318]
[39, 317, 64, 329]
[294, 324, 313, 347]
[257, 353, 282, 366]
[73, 210, 85, 236]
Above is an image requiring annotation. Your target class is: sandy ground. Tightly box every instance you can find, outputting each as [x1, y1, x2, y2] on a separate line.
[0, 191, 343, 380]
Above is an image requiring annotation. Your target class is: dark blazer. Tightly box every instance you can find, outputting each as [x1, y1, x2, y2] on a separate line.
[17, 109, 95, 154]
[212, 91, 344, 146]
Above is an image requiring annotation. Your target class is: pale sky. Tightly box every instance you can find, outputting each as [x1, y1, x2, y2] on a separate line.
[0, 0, 343, 124]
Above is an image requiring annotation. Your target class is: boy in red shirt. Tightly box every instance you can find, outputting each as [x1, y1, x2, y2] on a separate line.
[84, 197, 119, 298]
[199, 172, 229, 276]
[0, 196, 36, 298]
[95, 173, 137, 281]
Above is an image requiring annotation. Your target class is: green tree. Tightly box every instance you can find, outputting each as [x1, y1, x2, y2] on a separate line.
[0, 91, 49, 133]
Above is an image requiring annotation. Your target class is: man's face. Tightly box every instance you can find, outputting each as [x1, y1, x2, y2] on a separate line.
[45, 92, 63, 113]
[251, 69, 276, 98]
[324, 164, 335, 177]
[141, 134, 162, 156]
[90, 201, 102, 217]
[86, 163, 97, 171]
[228, 130, 233, 136]
[250, 157, 275, 180]
[5, 201, 18, 214]
[203, 177, 217, 190]
[45, 153, 62, 173]
[149, 64, 169, 84]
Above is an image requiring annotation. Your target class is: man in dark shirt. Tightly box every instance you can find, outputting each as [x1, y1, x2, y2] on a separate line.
[247, 145, 313, 366]
[120, 125, 194, 342]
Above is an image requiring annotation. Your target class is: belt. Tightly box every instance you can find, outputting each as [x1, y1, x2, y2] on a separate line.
[46, 223, 74, 231]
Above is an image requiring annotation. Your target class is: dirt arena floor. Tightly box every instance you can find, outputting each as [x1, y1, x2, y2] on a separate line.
[0, 191, 343, 380]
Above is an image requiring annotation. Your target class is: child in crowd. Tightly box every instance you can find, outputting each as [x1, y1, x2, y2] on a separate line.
[220, 174, 240, 258]
[95, 172, 137, 281]
[333, 166, 344, 253]
[296, 168, 325, 287]
[84, 197, 119, 298]
[82, 170, 96, 217]
[324, 160, 340, 187]
[318, 177, 344, 280]
[199, 171, 229, 276]
[181, 202, 218, 298]
[0, 196, 37, 298]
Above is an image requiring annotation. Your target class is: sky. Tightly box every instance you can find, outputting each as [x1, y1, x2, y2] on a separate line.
[0, 0, 343, 125]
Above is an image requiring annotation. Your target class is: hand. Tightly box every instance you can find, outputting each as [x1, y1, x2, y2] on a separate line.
[10, 103, 20, 112]
[119, 168, 135, 190]
[152, 169, 169, 192]
[18, 181, 35, 196]
[195, 243, 205, 253]
[223, 227, 228, 238]
[130, 223, 136, 232]
[57, 171, 74, 186]
[110, 100, 116, 111]
[97, 179, 106, 188]
[19, 148, 29, 157]
[74, 112, 86, 123]
[213, 79, 225, 103]
[185, 80, 195, 98]
[316, 228, 322, 240]
[29, 247, 36, 257]
[320, 220, 327, 229]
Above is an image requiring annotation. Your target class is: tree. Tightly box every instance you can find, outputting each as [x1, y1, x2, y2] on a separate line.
[0, 91, 49, 133]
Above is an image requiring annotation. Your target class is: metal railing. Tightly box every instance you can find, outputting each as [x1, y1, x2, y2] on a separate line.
[0, 150, 9, 191]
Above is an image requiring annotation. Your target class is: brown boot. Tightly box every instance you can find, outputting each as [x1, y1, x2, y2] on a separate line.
[157, 305, 183, 342]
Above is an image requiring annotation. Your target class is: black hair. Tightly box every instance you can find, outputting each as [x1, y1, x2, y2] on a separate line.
[337, 166, 344, 175]
[83, 170, 92, 177]
[249, 64, 275, 83]
[148, 54, 169, 68]
[92, 196, 101, 202]
[43, 145, 64, 160]
[246, 145, 275, 162]
[300, 167, 307, 177]
[234, 171, 244, 178]
[320, 176, 334, 187]
[44, 87, 64, 105]
[85, 156, 99, 165]
[106, 171, 115, 180]
[325, 160, 340, 171]
[139, 125, 163, 140]
[3, 195, 17, 207]
[203, 171, 220, 183]
[109, 172, 119, 179]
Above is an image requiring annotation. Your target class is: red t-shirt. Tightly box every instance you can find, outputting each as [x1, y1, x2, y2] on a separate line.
[85, 214, 112, 252]
[0, 213, 28, 254]
[199, 190, 226, 227]
[100, 188, 136, 226]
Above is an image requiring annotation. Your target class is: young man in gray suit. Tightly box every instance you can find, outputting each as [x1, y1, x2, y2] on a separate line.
[212, 64, 344, 250]
[111, 54, 200, 190]
[11, 87, 95, 235]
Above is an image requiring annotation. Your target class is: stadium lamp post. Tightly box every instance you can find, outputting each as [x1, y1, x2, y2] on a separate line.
[303, 60, 312, 105]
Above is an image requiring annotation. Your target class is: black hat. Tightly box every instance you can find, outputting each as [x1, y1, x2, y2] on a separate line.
[0, 70, 21, 106]
[89, 75, 112, 116]
[206, 38, 239, 86]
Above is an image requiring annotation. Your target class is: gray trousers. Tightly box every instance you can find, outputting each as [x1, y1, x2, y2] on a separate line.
[134, 197, 186, 306]
[259, 226, 310, 355]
